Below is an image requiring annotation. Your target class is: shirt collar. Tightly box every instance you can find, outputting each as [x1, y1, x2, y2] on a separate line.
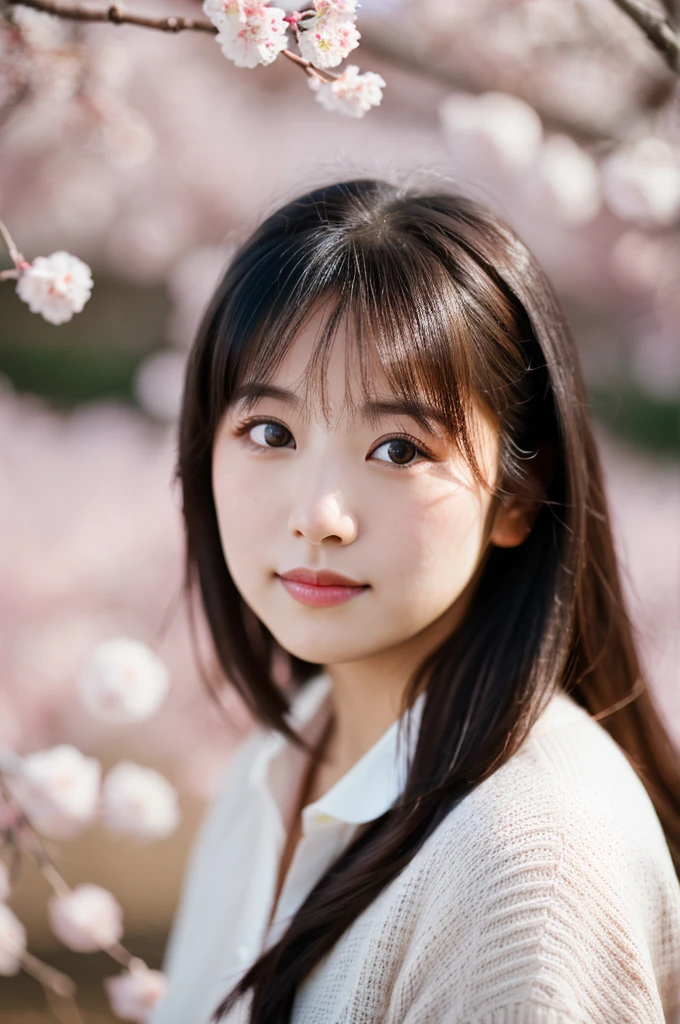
[248, 673, 426, 828]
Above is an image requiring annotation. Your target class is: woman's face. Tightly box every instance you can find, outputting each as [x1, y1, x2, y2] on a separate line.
[211, 304, 506, 669]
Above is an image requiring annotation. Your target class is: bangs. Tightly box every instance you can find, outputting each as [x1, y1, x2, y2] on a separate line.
[205, 222, 520, 490]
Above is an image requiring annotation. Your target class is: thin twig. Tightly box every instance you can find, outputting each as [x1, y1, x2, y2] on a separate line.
[43, 984, 87, 1024]
[282, 47, 335, 83]
[7, 0, 217, 33]
[0, 774, 148, 973]
[610, 0, 680, 73]
[21, 950, 77, 999]
[0, 218, 28, 268]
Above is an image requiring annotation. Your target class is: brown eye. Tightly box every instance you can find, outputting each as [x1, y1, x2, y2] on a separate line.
[249, 422, 293, 448]
[388, 439, 417, 464]
[372, 438, 419, 465]
[263, 423, 291, 447]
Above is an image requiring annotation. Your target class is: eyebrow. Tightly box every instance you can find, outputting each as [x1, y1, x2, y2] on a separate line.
[231, 382, 446, 435]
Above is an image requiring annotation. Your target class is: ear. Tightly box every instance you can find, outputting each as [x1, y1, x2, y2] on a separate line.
[489, 439, 556, 549]
[489, 494, 541, 548]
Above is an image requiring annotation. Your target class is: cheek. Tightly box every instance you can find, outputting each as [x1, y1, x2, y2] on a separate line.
[212, 457, 279, 589]
[379, 487, 488, 613]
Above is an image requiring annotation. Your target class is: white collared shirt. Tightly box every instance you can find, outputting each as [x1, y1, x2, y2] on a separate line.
[151, 673, 426, 1024]
[150, 678, 680, 1024]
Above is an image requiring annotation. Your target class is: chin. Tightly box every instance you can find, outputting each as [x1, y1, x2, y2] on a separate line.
[269, 626, 379, 668]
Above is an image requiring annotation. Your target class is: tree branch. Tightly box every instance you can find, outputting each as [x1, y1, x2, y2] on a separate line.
[4, 0, 337, 80]
[7, 0, 217, 33]
[610, 0, 680, 73]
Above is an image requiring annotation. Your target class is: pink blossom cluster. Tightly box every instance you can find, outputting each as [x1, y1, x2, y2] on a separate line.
[0, 875, 167, 1019]
[439, 90, 680, 232]
[0, 634, 181, 1020]
[5, 637, 180, 841]
[199, 0, 383, 117]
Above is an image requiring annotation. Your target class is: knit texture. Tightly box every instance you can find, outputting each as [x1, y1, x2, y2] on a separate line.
[290, 702, 680, 1023]
[152, 690, 680, 1024]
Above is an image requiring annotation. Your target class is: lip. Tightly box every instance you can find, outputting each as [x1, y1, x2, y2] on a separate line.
[280, 568, 364, 587]
[277, 568, 369, 608]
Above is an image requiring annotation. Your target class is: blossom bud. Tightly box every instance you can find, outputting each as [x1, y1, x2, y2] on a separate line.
[105, 959, 166, 1023]
[78, 637, 170, 724]
[8, 745, 100, 839]
[16, 251, 93, 325]
[102, 762, 180, 841]
[48, 884, 124, 952]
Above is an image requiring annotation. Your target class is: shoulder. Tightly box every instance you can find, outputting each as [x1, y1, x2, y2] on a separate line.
[389, 692, 680, 1023]
[421, 691, 679, 924]
[430, 690, 675, 871]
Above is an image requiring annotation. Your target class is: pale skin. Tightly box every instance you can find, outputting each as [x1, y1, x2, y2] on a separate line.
[211, 301, 545, 916]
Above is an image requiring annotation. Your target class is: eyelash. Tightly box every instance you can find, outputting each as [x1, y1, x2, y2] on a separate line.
[232, 417, 435, 469]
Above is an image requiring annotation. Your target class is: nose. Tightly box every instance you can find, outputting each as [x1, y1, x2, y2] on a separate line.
[287, 489, 358, 546]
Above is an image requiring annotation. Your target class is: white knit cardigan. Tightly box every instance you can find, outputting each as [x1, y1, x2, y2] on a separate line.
[152, 684, 680, 1024]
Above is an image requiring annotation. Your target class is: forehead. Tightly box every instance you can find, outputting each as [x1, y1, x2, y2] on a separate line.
[234, 303, 450, 436]
[233, 303, 499, 466]
[266, 302, 378, 406]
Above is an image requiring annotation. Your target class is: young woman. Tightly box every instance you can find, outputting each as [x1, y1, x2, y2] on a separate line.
[150, 179, 680, 1024]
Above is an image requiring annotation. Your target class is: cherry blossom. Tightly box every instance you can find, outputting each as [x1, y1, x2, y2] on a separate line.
[0, 904, 27, 976]
[440, 91, 543, 173]
[78, 636, 171, 724]
[15, 251, 93, 325]
[298, 2, 360, 69]
[315, 0, 358, 14]
[102, 762, 180, 840]
[203, 1, 289, 69]
[105, 958, 167, 1024]
[601, 138, 680, 228]
[48, 883, 124, 952]
[7, 745, 101, 839]
[308, 64, 386, 117]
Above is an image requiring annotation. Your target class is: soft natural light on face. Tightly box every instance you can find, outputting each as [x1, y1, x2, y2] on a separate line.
[211, 303, 500, 670]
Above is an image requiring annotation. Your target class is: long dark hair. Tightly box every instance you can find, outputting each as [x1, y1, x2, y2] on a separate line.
[175, 178, 680, 1024]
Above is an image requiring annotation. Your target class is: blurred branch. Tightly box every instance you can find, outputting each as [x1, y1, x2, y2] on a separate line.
[20, 952, 85, 1024]
[358, 25, 625, 142]
[610, 0, 680, 72]
[6, 0, 216, 33]
[21, 951, 78, 1001]
[0, 218, 28, 269]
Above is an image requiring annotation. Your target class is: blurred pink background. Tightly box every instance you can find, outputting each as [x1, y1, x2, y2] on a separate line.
[1, 0, 679, 1018]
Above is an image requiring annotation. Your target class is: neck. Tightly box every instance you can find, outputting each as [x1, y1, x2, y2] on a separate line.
[321, 589, 471, 777]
